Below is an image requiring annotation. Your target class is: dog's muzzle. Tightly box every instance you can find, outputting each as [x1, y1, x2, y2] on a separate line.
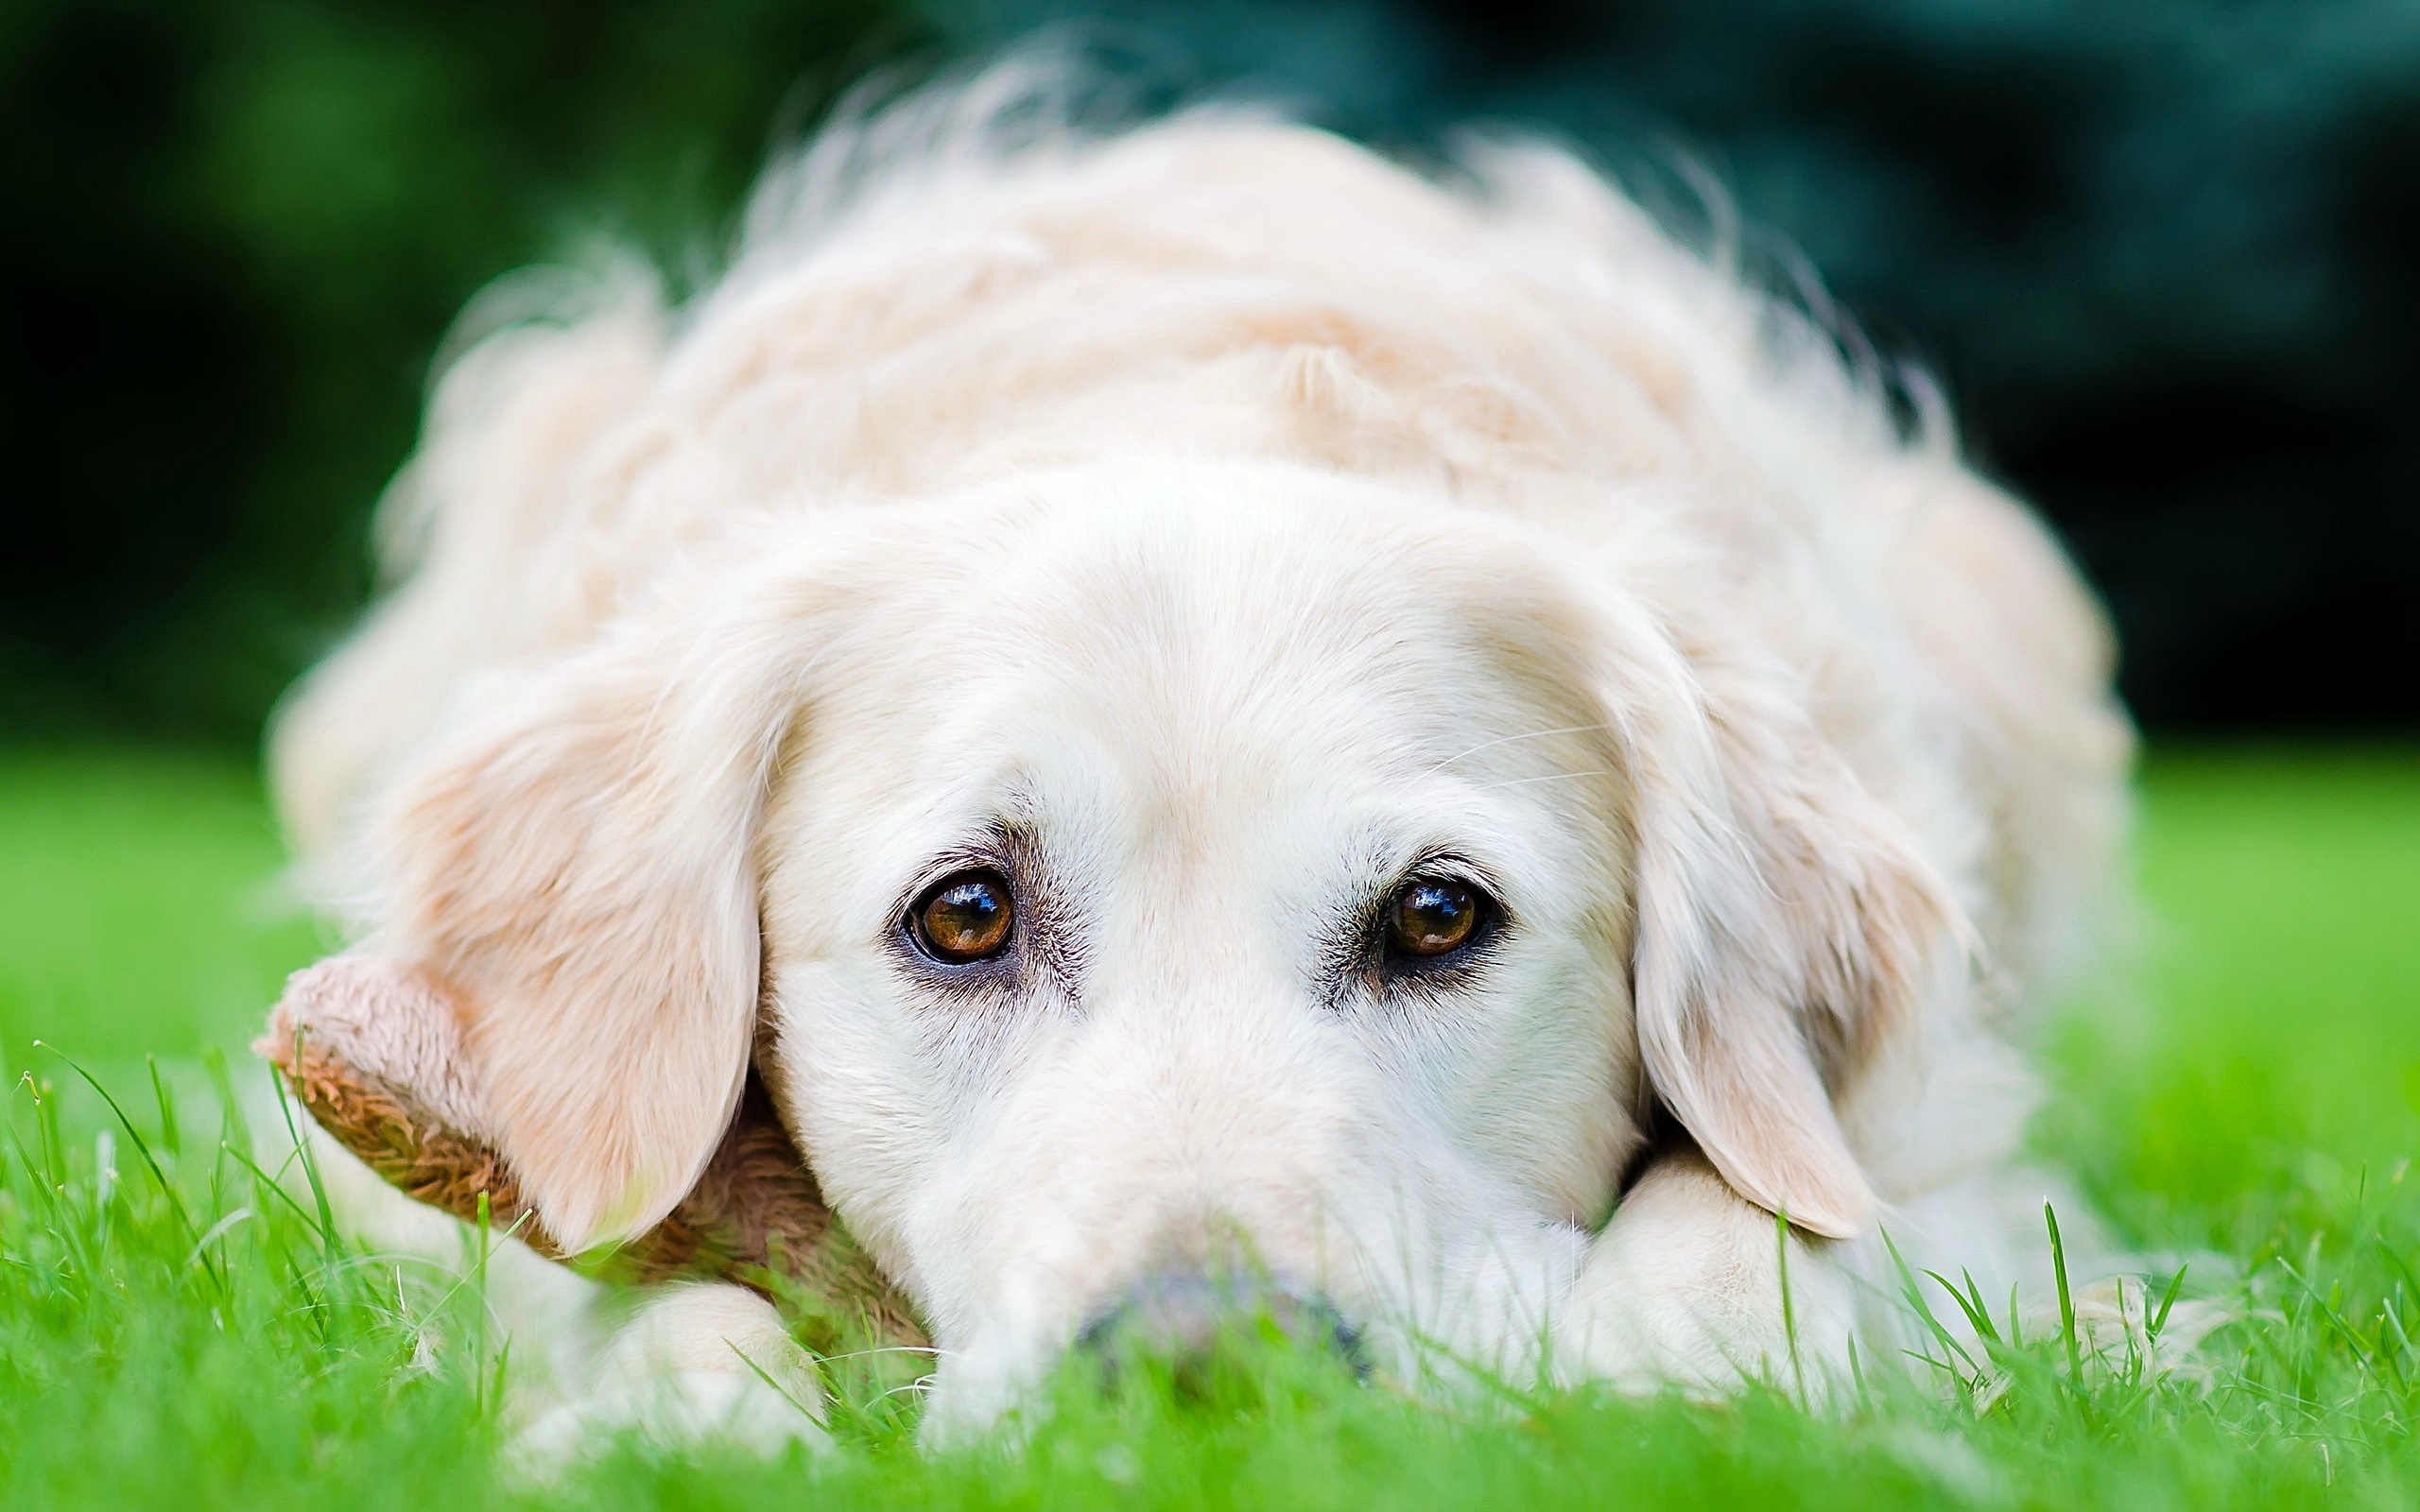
[1077, 1269, 1367, 1388]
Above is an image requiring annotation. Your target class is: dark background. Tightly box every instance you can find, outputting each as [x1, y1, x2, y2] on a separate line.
[6, 0, 2415, 747]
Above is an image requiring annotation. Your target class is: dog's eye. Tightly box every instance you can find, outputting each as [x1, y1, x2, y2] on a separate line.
[910, 871, 1015, 964]
[1386, 878, 1484, 958]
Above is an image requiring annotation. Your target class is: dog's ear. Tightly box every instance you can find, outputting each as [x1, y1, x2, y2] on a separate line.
[364, 577, 811, 1252]
[256, 955, 930, 1349]
[1613, 634, 1962, 1241]
[256, 954, 554, 1248]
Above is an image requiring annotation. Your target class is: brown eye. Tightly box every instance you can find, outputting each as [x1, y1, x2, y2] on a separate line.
[911, 871, 1014, 963]
[1387, 878, 1482, 958]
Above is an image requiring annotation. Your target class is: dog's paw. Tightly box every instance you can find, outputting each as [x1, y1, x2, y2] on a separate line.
[510, 1363, 830, 1469]
[507, 1283, 830, 1472]
[1556, 1149, 1858, 1396]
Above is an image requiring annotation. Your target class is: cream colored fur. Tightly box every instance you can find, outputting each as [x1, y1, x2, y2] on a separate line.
[270, 67, 2130, 1449]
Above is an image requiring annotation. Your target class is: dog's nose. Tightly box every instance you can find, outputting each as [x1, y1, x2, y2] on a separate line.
[1078, 1270, 1365, 1387]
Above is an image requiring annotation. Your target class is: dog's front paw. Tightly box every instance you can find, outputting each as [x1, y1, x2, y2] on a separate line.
[511, 1363, 830, 1468]
[509, 1283, 830, 1471]
[1555, 1149, 1858, 1395]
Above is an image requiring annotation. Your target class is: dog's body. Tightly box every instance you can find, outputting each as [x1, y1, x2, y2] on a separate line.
[271, 79, 2129, 1445]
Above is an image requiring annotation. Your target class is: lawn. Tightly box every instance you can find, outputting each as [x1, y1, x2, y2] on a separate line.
[2, 747, 2416, 1508]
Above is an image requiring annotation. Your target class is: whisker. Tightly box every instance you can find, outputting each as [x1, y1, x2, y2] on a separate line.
[814, 1345, 944, 1364]
[1421, 722, 1617, 776]
[1469, 769, 1610, 793]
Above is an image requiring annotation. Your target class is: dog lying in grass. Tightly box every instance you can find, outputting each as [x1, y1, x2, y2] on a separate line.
[262, 64, 2132, 1449]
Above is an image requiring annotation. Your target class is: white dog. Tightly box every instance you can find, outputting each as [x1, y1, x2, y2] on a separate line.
[268, 68, 2131, 1447]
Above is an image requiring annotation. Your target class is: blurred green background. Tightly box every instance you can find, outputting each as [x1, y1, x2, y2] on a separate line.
[3, 0, 2415, 745]
[2, 0, 927, 742]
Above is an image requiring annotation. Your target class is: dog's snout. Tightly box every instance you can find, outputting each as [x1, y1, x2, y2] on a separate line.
[1078, 1271, 1364, 1385]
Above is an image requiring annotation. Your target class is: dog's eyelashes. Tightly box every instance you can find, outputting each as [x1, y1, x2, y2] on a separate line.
[910, 870, 1015, 964]
[1384, 877, 1491, 961]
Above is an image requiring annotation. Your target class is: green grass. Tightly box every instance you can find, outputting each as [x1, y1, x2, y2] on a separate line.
[4, 746, 2418, 1508]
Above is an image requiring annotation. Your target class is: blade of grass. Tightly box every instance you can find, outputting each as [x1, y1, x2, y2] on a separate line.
[731, 1342, 826, 1424]
[1924, 1270, 2000, 1350]
[2150, 1264, 2189, 1341]
[1881, 1227, 1983, 1383]
[36, 1040, 197, 1247]
[183, 1205, 256, 1273]
[269, 1027, 338, 1262]
[2047, 1201, 2083, 1382]
[1776, 1205, 1806, 1403]
[147, 1055, 181, 1163]
[473, 1190, 493, 1416]
[219, 1139, 341, 1233]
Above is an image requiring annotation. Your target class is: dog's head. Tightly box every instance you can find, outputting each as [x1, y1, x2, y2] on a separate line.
[314, 456, 1954, 1430]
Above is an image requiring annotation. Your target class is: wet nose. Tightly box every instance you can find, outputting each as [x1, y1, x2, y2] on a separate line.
[1078, 1270, 1365, 1387]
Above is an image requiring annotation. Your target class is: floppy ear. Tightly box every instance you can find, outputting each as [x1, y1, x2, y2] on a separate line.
[255, 955, 926, 1348]
[1616, 636, 1962, 1241]
[257, 955, 543, 1245]
[365, 579, 808, 1252]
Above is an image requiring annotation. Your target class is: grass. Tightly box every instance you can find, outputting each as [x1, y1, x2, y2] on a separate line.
[3, 745, 2418, 1507]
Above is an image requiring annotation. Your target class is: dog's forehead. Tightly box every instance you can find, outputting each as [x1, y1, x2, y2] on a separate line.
[762, 474, 1621, 903]
[804, 480, 1604, 791]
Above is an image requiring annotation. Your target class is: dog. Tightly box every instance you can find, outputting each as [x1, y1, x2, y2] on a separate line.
[265, 66, 2131, 1449]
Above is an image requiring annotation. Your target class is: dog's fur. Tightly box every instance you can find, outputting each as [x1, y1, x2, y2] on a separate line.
[268, 69, 2130, 1446]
